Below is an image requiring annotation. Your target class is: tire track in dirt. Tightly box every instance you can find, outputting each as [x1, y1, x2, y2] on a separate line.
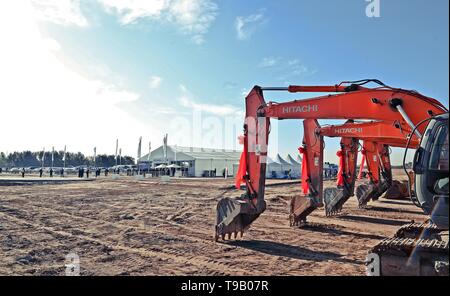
[0, 202, 213, 247]
[0, 205, 254, 275]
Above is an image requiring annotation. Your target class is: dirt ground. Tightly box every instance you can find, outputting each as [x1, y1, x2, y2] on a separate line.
[0, 170, 426, 276]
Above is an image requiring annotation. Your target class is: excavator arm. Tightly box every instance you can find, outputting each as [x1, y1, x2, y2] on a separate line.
[290, 119, 324, 226]
[323, 137, 359, 216]
[215, 81, 447, 241]
[356, 141, 387, 207]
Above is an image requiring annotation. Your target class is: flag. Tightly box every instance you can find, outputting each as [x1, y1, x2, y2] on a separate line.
[51, 146, 54, 168]
[163, 134, 168, 160]
[62, 145, 66, 162]
[115, 139, 118, 160]
[137, 136, 142, 162]
[148, 142, 151, 162]
[41, 148, 45, 166]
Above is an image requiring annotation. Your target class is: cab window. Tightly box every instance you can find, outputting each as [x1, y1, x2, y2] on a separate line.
[429, 124, 449, 171]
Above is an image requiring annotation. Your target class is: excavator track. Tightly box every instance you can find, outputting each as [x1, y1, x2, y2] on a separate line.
[394, 221, 442, 239]
[366, 236, 449, 276]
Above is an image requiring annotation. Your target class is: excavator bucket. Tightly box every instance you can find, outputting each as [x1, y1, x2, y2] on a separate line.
[383, 180, 410, 199]
[356, 181, 389, 207]
[290, 195, 319, 225]
[324, 187, 351, 216]
[215, 196, 264, 240]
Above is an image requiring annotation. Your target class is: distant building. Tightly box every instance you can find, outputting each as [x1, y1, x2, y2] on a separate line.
[139, 145, 241, 177]
[139, 145, 334, 179]
[324, 162, 338, 178]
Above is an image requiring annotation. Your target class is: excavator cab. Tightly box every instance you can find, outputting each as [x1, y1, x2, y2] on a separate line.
[413, 113, 449, 229]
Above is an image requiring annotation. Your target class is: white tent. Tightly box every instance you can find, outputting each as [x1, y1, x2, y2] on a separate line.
[266, 157, 283, 179]
[167, 164, 181, 169]
[275, 154, 293, 179]
[140, 145, 241, 177]
[286, 154, 301, 178]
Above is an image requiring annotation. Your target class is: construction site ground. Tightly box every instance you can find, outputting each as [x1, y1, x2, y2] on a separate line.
[0, 170, 425, 276]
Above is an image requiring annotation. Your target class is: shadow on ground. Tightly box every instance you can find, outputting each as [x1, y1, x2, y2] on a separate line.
[363, 205, 422, 215]
[225, 240, 363, 265]
[337, 214, 412, 226]
[299, 223, 386, 240]
[378, 200, 412, 206]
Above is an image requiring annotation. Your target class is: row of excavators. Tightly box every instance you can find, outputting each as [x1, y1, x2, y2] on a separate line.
[215, 79, 449, 276]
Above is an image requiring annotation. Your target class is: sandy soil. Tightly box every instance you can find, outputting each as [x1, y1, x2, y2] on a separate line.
[0, 170, 426, 276]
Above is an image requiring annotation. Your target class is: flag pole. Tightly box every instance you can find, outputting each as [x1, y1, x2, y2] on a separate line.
[137, 136, 142, 175]
[115, 139, 118, 167]
[51, 146, 54, 170]
[93, 147, 97, 169]
[63, 145, 66, 169]
[41, 147, 45, 169]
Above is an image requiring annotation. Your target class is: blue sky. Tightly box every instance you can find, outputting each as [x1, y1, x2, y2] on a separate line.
[0, 0, 448, 164]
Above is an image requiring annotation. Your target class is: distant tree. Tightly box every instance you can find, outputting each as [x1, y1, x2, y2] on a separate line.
[0, 152, 8, 167]
[122, 156, 135, 165]
[1, 151, 134, 168]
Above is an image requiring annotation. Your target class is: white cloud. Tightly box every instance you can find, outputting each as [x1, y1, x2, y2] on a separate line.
[179, 97, 240, 116]
[0, 2, 158, 156]
[235, 9, 266, 40]
[178, 84, 242, 116]
[98, 0, 218, 44]
[30, 0, 89, 27]
[149, 76, 163, 89]
[42, 38, 62, 52]
[288, 59, 300, 66]
[258, 57, 280, 68]
[258, 56, 317, 78]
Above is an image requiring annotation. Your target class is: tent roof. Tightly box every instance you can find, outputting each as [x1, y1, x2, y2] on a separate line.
[266, 156, 281, 165]
[286, 154, 301, 165]
[276, 154, 291, 166]
[140, 145, 241, 162]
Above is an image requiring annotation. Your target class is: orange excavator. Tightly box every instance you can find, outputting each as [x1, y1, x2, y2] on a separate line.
[309, 120, 419, 216]
[215, 79, 447, 241]
[290, 119, 417, 222]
